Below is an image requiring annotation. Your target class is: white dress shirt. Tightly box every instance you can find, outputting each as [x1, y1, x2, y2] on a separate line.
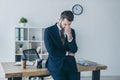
[57, 23, 73, 42]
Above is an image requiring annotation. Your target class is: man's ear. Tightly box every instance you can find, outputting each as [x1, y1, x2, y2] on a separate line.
[59, 18, 62, 23]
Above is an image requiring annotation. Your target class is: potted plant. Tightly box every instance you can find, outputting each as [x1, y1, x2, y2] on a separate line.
[18, 43, 23, 52]
[19, 17, 28, 27]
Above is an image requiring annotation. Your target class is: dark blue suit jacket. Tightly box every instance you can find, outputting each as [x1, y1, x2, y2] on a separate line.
[44, 23, 78, 72]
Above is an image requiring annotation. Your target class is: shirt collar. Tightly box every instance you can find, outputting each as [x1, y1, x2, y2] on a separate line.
[57, 23, 62, 31]
[57, 23, 66, 38]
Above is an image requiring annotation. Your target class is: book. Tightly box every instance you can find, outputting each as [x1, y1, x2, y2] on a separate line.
[20, 28, 24, 41]
[15, 28, 19, 41]
[18, 28, 21, 41]
[16, 28, 24, 41]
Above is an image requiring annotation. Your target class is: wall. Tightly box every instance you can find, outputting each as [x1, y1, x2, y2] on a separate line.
[0, 0, 120, 76]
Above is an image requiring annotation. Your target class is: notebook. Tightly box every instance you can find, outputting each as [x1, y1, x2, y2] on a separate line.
[14, 61, 34, 66]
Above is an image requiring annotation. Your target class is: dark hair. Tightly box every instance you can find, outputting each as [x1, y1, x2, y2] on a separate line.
[60, 10, 74, 21]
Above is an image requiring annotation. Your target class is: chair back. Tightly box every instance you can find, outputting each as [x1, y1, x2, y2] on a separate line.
[23, 49, 40, 61]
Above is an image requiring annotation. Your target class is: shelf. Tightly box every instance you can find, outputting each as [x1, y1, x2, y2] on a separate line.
[15, 40, 29, 42]
[15, 53, 22, 55]
[15, 27, 47, 61]
[29, 40, 42, 42]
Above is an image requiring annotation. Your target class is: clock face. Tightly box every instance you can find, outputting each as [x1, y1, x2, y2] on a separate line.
[72, 4, 83, 15]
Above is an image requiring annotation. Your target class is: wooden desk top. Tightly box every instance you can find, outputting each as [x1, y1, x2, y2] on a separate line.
[1, 62, 49, 78]
[77, 60, 107, 72]
[1, 61, 107, 78]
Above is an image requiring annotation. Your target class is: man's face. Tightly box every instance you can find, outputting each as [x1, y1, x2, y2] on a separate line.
[59, 18, 72, 29]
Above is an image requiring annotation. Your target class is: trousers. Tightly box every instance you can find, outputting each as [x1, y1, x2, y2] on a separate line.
[50, 56, 79, 80]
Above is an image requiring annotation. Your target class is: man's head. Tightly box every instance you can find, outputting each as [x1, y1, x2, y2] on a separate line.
[59, 10, 74, 29]
[60, 10, 74, 22]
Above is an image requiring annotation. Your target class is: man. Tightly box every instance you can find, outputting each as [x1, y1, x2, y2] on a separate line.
[44, 10, 79, 80]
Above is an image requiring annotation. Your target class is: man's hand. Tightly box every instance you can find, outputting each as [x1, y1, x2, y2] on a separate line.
[64, 26, 73, 40]
[68, 52, 75, 56]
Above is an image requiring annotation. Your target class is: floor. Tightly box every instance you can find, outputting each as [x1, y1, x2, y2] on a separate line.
[0, 76, 120, 80]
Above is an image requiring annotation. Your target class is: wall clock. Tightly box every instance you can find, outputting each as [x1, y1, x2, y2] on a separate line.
[72, 4, 83, 15]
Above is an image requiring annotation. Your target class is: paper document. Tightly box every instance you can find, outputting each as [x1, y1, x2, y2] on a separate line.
[14, 61, 34, 66]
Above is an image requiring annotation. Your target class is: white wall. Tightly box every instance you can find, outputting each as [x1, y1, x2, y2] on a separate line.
[0, 0, 120, 76]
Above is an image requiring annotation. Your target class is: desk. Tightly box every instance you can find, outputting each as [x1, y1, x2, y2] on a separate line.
[1, 60, 107, 80]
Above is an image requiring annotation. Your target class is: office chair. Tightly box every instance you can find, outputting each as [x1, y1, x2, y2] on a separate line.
[23, 49, 40, 61]
[23, 49, 49, 80]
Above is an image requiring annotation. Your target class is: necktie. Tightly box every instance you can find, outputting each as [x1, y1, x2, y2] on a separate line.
[60, 29, 65, 45]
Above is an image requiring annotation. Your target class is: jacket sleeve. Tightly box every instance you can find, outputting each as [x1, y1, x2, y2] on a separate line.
[44, 28, 55, 54]
[67, 29, 78, 53]
[44, 28, 64, 56]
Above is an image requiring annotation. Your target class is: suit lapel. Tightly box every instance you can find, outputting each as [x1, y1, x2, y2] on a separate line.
[50, 24, 64, 47]
[53, 25, 68, 47]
